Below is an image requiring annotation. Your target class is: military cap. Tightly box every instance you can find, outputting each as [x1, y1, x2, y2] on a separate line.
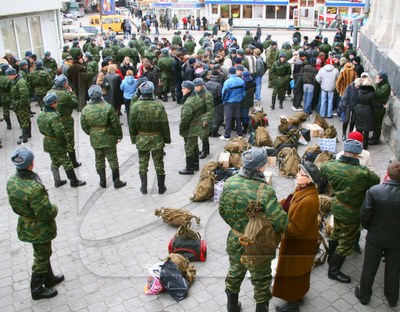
[293, 37, 299, 43]
[181, 80, 194, 91]
[86, 37, 92, 43]
[343, 139, 362, 154]
[5, 68, 17, 75]
[139, 81, 154, 94]
[236, 65, 245, 71]
[19, 60, 28, 67]
[112, 38, 118, 43]
[266, 34, 272, 39]
[333, 54, 341, 60]
[104, 56, 113, 63]
[54, 74, 67, 87]
[11, 147, 34, 169]
[0, 63, 10, 71]
[35, 60, 43, 68]
[161, 48, 169, 56]
[236, 49, 244, 55]
[323, 37, 328, 43]
[88, 85, 102, 100]
[228, 67, 236, 75]
[84, 52, 93, 59]
[242, 147, 268, 170]
[25, 51, 33, 57]
[279, 52, 287, 58]
[63, 44, 69, 50]
[271, 41, 278, 46]
[65, 55, 73, 61]
[176, 31, 181, 35]
[247, 44, 256, 50]
[193, 78, 204, 86]
[229, 48, 237, 54]
[105, 40, 110, 47]
[299, 51, 306, 57]
[72, 40, 79, 47]
[44, 51, 51, 57]
[205, 47, 212, 51]
[43, 93, 58, 106]
[213, 64, 221, 70]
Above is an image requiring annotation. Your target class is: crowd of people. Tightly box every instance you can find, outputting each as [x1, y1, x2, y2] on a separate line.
[1, 21, 399, 311]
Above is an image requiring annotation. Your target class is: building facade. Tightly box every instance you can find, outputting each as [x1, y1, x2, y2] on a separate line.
[0, 0, 64, 62]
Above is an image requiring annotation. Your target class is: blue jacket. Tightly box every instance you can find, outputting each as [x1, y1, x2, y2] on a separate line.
[120, 76, 137, 100]
[222, 75, 246, 103]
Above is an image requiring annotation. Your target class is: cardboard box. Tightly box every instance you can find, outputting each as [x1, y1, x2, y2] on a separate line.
[305, 124, 324, 137]
[218, 152, 230, 169]
[264, 171, 273, 185]
[267, 156, 277, 167]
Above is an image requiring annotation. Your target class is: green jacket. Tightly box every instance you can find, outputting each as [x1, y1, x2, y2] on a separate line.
[179, 92, 207, 137]
[292, 43, 302, 51]
[87, 44, 100, 63]
[320, 156, 380, 224]
[111, 44, 120, 59]
[7, 170, 58, 244]
[276, 48, 293, 61]
[83, 42, 91, 53]
[375, 81, 391, 105]
[0, 74, 11, 95]
[10, 75, 30, 111]
[81, 99, 122, 148]
[184, 41, 196, 55]
[117, 47, 134, 64]
[241, 35, 253, 50]
[129, 96, 171, 150]
[265, 47, 278, 68]
[172, 35, 182, 47]
[319, 43, 332, 56]
[196, 88, 213, 126]
[69, 46, 83, 60]
[219, 173, 287, 234]
[42, 57, 58, 78]
[28, 69, 53, 96]
[158, 55, 174, 79]
[86, 60, 99, 84]
[47, 87, 78, 118]
[37, 107, 67, 153]
[269, 60, 291, 88]
[62, 52, 70, 60]
[102, 47, 113, 59]
[262, 39, 273, 50]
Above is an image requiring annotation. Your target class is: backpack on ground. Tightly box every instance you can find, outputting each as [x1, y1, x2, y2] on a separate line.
[254, 126, 273, 147]
[277, 147, 301, 178]
[155, 208, 201, 227]
[314, 151, 335, 168]
[302, 144, 322, 162]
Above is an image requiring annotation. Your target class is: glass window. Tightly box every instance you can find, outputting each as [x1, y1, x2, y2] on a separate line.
[276, 6, 287, 19]
[339, 7, 348, 16]
[254, 5, 263, 19]
[221, 5, 230, 18]
[327, 7, 337, 14]
[243, 5, 252, 19]
[14, 18, 30, 58]
[29, 16, 43, 58]
[0, 20, 17, 55]
[231, 5, 240, 18]
[266, 6, 275, 19]
[352, 8, 361, 17]
[212, 4, 218, 15]
[308, 0, 314, 6]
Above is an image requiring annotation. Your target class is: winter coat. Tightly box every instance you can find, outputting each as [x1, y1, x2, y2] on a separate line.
[338, 81, 359, 123]
[255, 56, 264, 76]
[205, 77, 223, 106]
[222, 75, 246, 104]
[103, 73, 123, 108]
[301, 64, 318, 85]
[120, 76, 137, 100]
[355, 85, 376, 131]
[375, 81, 391, 106]
[241, 79, 256, 110]
[181, 63, 195, 81]
[316, 64, 339, 92]
[336, 63, 358, 96]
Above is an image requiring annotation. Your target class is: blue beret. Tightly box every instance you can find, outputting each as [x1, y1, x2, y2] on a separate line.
[88, 85, 102, 100]
[11, 147, 35, 169]
[139, 81, 154, 94]
[43, 93, 58, 106]
[54, 74, 67, 87]
[181, 80, 194, 91]
[193, 78, 204, 86]
[343, 139, 363, 154]
[5, 68, 17, 76]
[242, 147, 268, 170]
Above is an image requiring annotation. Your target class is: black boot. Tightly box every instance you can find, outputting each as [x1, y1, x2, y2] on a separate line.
[162, 92, 168, 102]
[27, 122, 32, 138]
[226, 291, 241, 312]
[17, 128, 28, 145]
[328, 252, 351, 283]
[44, 263, 64, 288]
[276, 301, 299, 312]
[112, 169, 127, 189]
[65, 169, 86, 187]
[327, 239, 338, 264]
[354, 287, 369, 305]
[31, 273, 58, 300]
[4, 116, 11, 130]
[157, 175, 166, 194]
[270, 95, 276, 110]
[193, 157, 199, 171]
[51, 167, 67, 188]
[199, 141, 210, 159]
[353, 231, 361, 253]
[179, 157, 195, 175]
[140, 174, 147, 194]
[172, 93, 176, 101]
[255, 301, 269, 312]
[279, 100, 283, 109]
[97, 169, 106, 188]
[68, 150, 81, 168]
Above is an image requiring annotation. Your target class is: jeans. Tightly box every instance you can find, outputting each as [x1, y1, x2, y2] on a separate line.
[254, 75, 262, 100]
[319, 90, 334, 118]
[223, 102, 242, 138]
[303, 84, 315, 114]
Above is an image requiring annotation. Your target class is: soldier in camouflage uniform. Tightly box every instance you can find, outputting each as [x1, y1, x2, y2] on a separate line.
[129, 81, 171, 194]
[179, 81, 206, 175]
[171, 31, 183, 47]
[241, 30, 253, 50]
[47, 74, 81, 168]
[81, 85, 126, 189]
[127, 40, 140, 70]
[116, 41, 134, 65]
[84, 52, 98, 86]
[269, 52, 291, 109]
[276, 42, 293, 61]
[320, 139, 379, 283]
[262, 34, 273, 50]
[62, 44, 71, 60]
[219, 147, 287, 311]
[42, 51, 58, 79]
[143, 45, 156, 64]
[0, 63, 12, 130]
[82, 37, 92, 53]
[69, 41, 83, 60]
[193, 78, 213, 159]
[19, 60, 30, 79]
[157, 48, 175, 102]
[184, 35, 197, 55]
[28, 60, 53, 109]
[7, 147, 64, 300]
[7, 68, 31, 144]
[110, 38, 121, 60]
[102, 41, 113, 60]
[86, 39, 100, 63]
[37, 93, 86, 188]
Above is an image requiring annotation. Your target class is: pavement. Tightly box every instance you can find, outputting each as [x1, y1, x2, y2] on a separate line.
[0, 25, 397, 312]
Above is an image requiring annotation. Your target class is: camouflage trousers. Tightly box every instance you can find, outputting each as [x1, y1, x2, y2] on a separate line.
[162, 77, 175, 94]
[15, 107, 30, 129]
[32, 241, 52, 274]
[272, 84, 286, 102]
[61, 116, 75, 152]
[0, 95, 11, 118]
[94, 146, 119, 171]
[199, 126, 209, 142]
[139, 149, 165, 175]
[330, 218, 359, 257]
[49, 150, 74, 171]
[225, 232, 273, 303]
[184, 136, 199, 159]
[35, 93, 46, 110]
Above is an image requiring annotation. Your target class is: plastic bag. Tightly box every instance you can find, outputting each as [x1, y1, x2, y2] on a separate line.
[159, 258, 189, 302]
[144, 262, 165, 295]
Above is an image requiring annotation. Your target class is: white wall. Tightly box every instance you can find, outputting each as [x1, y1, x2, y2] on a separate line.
[0, 0, 63, 16]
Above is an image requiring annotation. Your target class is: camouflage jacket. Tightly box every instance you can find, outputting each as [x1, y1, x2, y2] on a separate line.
[219, 172, 287, 235]
[102, 47, 113, 59]
[37, 107, 67, 152]
[179, 91, 207, 137]
[42, 57, 58, 78]
[62, 52, 70, 60]
[241, 35, 253, 50]
[320, 155, 380, 224]
[116, 47, 133, 64]
[158, 56, 174, 79]
[83, 42, 91, 53]
[196, 88, 213, 125]
[10, 75, 30, 110]
[19, 69, 30, 80]
[0, 74, 11, 95]
[276, 48, 293, 61]
[69, 46, 83, 60]
[265, 47, 278, 68]
[269, 60, 291, 87]
[47, 87, 78, 118]
[319, 43, 332, 56]
[81, 99, 122, 148]
[262, 39, 273, 50]
[86, 60, 99, 84]
[143, 50, 155, 64]
[111, 44, 120, 59]
[129, 48, 140, 67]
[129, 96, 171, 150]
[87, 44, 100, 63]
[184, 41, 196, 54]
[7, 169, 58, 244]
[375, 81, 391, 106]
[28, 69, 53, 95]
[171, 35, 182, 47]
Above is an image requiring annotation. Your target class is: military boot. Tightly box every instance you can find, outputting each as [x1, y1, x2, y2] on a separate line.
[162, 92, 168, 102]
[31, 273, 58, 300]
[255, 301, 269, 312]
[97, 169, 106, 188]
[157, 175, 166, 194]
[226, 291, 241, 312]
[44, 263, 64, 288]
[17, 128, 28, 145]
[270, 95, 276, 110]
[179, 157, 195, 175]
[140, 173, 147, 194]
[4, 116, 11, 130]
[199, 141, 210, 159]
[275, 301, 300, 312]
[328, 252, 351, 283]
[112, 169, 127, 189]
[172, 92, 176, 102]
[327, 239, 338, 264]
[27, 122, 32, 138]
[65, 169, 86, 187]
[279, 100, 284, 109]
[51, 167, 67, 188]
[68, 150, 82, 168]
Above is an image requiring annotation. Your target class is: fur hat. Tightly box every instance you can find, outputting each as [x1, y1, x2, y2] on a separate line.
[54, 74, 68, 87]
[11, 147, 34, 169]
[43, 93, 58, 107]
[88, 85, 102, 100]
[193, 78, 204, 86]
[139, 81, 154, 94]
[343, 139, 363, 154]
[242, 148, 268, 170]
[181, 80, 194, 91]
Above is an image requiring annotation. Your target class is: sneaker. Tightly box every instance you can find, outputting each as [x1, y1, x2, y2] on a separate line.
[219, 135, 230, 141]
[333, 112, 338, 116]
[292, 106, 303, 112]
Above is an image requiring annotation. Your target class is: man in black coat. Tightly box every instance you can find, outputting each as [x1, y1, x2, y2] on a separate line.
[355, 162, 400, 308]
[172, 50, 184, 104]
[205, 70, 223, 137]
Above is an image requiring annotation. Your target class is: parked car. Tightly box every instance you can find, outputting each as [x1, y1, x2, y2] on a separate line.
[62, 26, 96, 41]
[61, 15, 74, 25]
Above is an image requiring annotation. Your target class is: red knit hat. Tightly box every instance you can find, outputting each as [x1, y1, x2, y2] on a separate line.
[348, 131, 363, 143]
[325, 58, 334, 65]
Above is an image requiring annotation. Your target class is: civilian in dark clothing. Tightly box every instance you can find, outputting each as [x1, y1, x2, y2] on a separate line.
[213, 38, 223, 55]
[353, 57, 364, 78]
[182, 57, 196, 81]
[205, 70, 223, 137]
[103, 64, 124, 115]
[300, 58, 318, 114]
[172, 51, 184, 104]
[292, 51, 308, 110]
[241, 71, 256, 135]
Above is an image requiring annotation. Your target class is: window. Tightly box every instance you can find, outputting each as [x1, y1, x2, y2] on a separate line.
[0, 20, 17, 55]
[212, 4, 218, 15]
[243, 5, 252, 19]
[221, 5, 230, 18]
[231, 5, 240, 18]
[339, 7, 348, 16]
[327, 7, 337, 14]
[14, 18, 31, 58]
[254, 5, 263, 18]
[29, 16, 43, 58]
[276, 6, 287, 19]
[352, 8, 361, 17]
[266, 6, 275, 19]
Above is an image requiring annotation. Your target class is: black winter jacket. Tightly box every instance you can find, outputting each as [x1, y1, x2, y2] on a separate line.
[355, 85, 375, 131]
[205, 77, 223, 106]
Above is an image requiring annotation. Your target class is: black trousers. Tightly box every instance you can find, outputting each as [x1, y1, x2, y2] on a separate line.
[292, 84, 303, 108]
[359, 241, 400, 306]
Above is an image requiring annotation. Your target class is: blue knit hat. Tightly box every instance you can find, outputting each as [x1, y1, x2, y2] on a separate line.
[11, 147, 34, 169]
[242, 148, 268, 170]
[43, 93, 58, 106]
[181, 80, 194, 91]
